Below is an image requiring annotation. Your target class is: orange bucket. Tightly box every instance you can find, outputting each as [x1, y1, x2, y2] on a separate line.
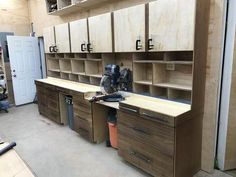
[108, 122, 118, 149]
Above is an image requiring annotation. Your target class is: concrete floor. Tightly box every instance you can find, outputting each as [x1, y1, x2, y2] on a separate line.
[0, 104, 234, 177]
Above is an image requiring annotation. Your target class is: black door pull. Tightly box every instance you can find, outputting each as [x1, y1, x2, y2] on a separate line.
[53, 45, 58, 53]
[136, 39, 142, 50]
[148, 39, 154, 50]
[81, 43, 86, 52]
[49, 46, 53, 53]
[87, 43, 93, 52]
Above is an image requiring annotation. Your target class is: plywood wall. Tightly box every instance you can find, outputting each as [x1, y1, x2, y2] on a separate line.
[201, 0, 226, 173]
[28, 0, 152, 36]
[0, 0, 30, 35]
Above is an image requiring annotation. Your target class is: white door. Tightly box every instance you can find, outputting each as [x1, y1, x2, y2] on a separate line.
[7, 36, 42, 106]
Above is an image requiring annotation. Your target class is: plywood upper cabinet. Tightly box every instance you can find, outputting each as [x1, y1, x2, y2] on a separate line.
[55, 23, 71, 53]
[70, 19, 89, 53]
[114, 4, 146, 52]
[88, 13, 113, 53]
[148, 0, 196, 52]
[43, 26, 56, 53]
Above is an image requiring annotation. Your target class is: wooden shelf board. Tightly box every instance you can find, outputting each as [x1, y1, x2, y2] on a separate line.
[48, 69, 60, 72]
[88, 74, 102, 78]
[134, 60, 193, 65]
[61, 70, 71, 74]
[87, 58, 102, 62]
[134, 80, 153, 85]
[154, 83, 192, 91]
[48, 0, 110, 16]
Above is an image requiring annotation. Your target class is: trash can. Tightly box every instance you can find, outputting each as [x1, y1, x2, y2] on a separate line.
[107, 109, 118, 149]
[65, 96, 74, 130]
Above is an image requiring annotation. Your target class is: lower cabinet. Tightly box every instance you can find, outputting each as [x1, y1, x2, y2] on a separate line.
[117, 106, 201, 177]
[36, 82, 61, 124]
[73, 96, 94, 142]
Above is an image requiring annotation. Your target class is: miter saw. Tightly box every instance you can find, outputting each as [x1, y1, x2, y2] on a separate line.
[91, 64, 132, 102]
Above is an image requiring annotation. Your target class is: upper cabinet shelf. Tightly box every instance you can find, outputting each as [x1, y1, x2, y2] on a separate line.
[46, 0, 111, 16]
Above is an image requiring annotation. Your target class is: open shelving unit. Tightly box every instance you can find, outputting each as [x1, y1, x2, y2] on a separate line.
[46, 51, 193, 103]
[46, 0, 111, 16]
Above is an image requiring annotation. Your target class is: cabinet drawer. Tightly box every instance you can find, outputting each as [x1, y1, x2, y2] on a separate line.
[118, 135, 174, 177]
[119, 103, 139, 116]
[74, 107, 92, 120]
[74, 117, 93, 141]
[140, 109, 175, 127]
[73, 101, 92, 114]
[118, 111, 174, 156]
[48, 99, 59, 111]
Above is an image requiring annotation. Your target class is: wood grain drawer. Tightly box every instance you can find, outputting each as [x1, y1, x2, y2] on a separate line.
[118, 111, 174, 156]
[74, 107, 92, 121]
[74, 116, 93, 142]
[118, 135, 174, 177]
[119, 103, 140, 116]
[73, 101, 92, 114]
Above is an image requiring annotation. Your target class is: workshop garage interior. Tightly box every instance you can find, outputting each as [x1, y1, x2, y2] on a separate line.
[0, 0, 236, 177]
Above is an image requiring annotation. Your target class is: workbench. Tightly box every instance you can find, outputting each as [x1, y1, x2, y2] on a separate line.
[35, 77, 201, 177]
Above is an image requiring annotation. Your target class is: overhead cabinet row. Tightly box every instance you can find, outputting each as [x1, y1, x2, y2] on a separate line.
[44, 0, 196, 53]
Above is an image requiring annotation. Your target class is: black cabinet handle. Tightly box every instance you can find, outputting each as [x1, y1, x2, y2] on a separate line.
[81, 43, 86, 52]
[53, 46, 58, 53]
[87, 43, 93, 52]
[148, 39, 154, 50]
[131, 127, 150, 135]
[136, 39, 142, 50]
[119, 106, 138, 113]
[49, 46, 53, 53]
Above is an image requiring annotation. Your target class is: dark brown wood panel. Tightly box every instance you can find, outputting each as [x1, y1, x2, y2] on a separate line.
[118, 134, 174, 177]
[118, 110, 175, 156]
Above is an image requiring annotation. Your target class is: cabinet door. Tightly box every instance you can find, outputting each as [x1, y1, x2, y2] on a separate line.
[43, 26, 55, 53]
[148, 0, 196, 51]
[55, 23, 71, 53]
[70, 19, 89, 53]
[88, 13, 113, 53]
[114, 4, 145, 52]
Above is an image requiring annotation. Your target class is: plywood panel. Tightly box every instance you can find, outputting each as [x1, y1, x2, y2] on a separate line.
[70, 19, 88, 53]
[88, 13, 113, 53]
[114, 4, 146, 52]
[0, 0, 30, 35]
[201, 0, 226, 172]
[43, 26, 55, 53]
[149, 0, 196, 51]
[55, 23, 71, 53]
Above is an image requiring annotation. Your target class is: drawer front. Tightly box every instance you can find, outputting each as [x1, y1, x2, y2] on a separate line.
[73, 100, 92, 114]
[118, 111, 174, 156]
[46, 107, 60, 124]
[47, 98, 59, 111]
[74, 116, 93, 142]
[140, 109, 175, 127]
[118, 135, 174, 177]
[119, 102, 140, 116]
[74, 107, 92, 121]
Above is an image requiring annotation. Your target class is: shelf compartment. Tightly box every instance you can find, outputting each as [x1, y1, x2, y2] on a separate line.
[46, 0, 58, 13]
[46, 53, 56, 58]
[133, 52, 164, 61]
[79, 75, 90, 84]
[56, 53, 65, 58]
[85, 60, 103, 76]
[58, 0, 72, 9]
[59, 59, 72, 73]
[133, 83, 151, 96]
[64, 53, 75, 59]
[47, 58, 60, 71]
[48, 70, 60, 78]
[133, 60, 193, 65]
[164, 51, 193, 61]
[90, 76, 101, 86]
[114, 53, 133, 71]
[87, 53, 102, 60]
[153, 63, 193, 91]
[150, 86, 168, 99]
[69, 73, 79, 82]
[74, 53, 87, 60]
[133, 63, 153, 85]
[61, 73, 70, 80]
[167, 88, 192, 103]
[71, 60, 85, 75]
